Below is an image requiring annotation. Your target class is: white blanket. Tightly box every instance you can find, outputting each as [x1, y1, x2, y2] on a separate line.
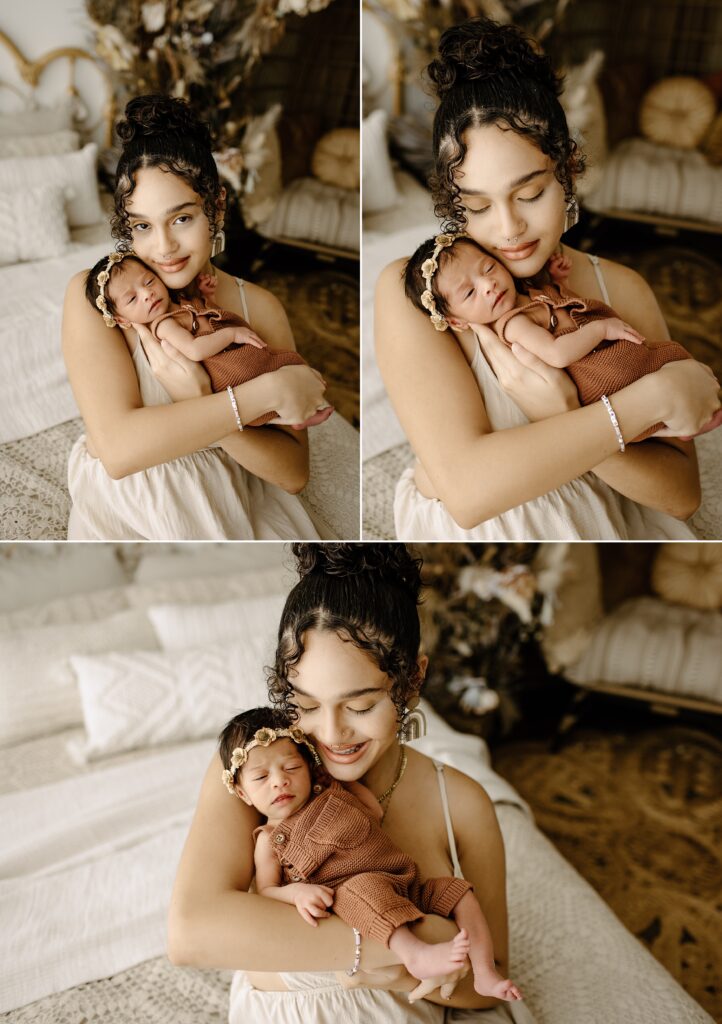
[0, 223, 111, 443]
[0, 701, 527, 1014]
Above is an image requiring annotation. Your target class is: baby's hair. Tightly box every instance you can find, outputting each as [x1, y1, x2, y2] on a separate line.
[84, 252, 154, 320]
[218, 707, 300, 772]
[404, 235, 493, 319]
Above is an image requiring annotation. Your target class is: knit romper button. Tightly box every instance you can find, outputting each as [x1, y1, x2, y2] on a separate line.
[291, 875, 301, 882]
[275, 834, 285, 843]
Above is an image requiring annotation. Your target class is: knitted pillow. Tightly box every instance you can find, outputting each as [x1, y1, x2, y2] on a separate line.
[639, 77, 716, 149]
[1, 130, 80, 159]
[651, 543, 722, 610]
[312, 128, 360, 190]
[0, 184, 70, 265]
[0, 144, 102, 227]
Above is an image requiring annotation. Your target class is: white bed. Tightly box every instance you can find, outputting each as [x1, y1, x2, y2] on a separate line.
[0, 32, 359, 542]
[0, 542, 714, 1024]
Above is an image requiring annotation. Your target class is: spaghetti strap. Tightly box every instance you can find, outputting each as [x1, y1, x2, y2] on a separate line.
[236, 278, 250, 321]
[433, 761, 464, 879]
[586, 253, 611, 305]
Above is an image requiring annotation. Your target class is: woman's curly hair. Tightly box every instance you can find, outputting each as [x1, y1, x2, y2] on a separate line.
[268, 544, 424, 724]
[111, 95, 222, 248]
[427, 18, 585, 231]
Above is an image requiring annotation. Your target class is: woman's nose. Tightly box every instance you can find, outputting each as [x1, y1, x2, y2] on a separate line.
[156, 227, 177, 258]
[496, 205, 525, 241]
[315, 709, 351, 745]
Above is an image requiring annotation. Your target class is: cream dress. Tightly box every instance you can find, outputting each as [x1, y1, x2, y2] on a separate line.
[67, 280, 320, 540]
[394, 255, 695, 542]
[227, 763, 536, 1024]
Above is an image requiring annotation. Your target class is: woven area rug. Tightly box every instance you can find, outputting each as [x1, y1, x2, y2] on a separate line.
[493, 725, 722, 1021]
[253, 267, 359, 428]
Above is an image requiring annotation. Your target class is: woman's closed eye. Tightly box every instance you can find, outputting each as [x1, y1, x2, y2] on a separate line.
[519, 189, 545, 203]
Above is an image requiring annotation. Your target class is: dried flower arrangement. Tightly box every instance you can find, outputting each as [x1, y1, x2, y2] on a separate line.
[86, 0, 334, 200]
[416, 543, 567, 736]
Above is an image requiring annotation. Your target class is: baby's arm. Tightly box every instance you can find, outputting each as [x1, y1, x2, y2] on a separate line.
[156, 318, 267, 361]
[503, 313, 644, 369]
[254, 830, 334, 927]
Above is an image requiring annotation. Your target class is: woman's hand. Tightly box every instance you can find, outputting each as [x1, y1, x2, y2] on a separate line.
[650, 358, 721, 437]
[474, 324, 580, 420]
[135, 323, 212, 401]
[263, 364, 328, 426]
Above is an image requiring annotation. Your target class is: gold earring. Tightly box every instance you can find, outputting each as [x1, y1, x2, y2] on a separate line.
[211, 228, 226, 258]
[564, 197, 579, 233]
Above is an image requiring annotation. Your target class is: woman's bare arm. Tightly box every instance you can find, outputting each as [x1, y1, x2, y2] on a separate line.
[168, 754, 400, 972]
[565, 252, 702, 520]
[209, 273, 311, 493]
[375, 259, 715, 529]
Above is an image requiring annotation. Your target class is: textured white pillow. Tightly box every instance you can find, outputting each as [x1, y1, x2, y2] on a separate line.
[0, 101, 73, 137]
[0, 144, 103, 227]
[148, 592, 287, 652]
[0, 609, 159, 748]
[0, 185, 70, 265]
[566, 596, 722, 703]
[69, 643, 272, 761]
[363, 109, 399, 215]
[0, 544, 127, 614]
[1, 130, 80, 159]
[125, 567, 292, 612]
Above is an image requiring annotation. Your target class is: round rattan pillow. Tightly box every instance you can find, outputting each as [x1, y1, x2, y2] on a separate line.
[651, 543, 722, 610]
[702, 111, 722, 165]
[640, 77, 717, 149]
[311, 128, 360, 190]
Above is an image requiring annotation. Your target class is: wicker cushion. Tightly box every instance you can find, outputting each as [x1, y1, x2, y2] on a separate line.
[640, 76, 716, 149]
[312, 128, 359, 190]
[652, 543, 722, 610]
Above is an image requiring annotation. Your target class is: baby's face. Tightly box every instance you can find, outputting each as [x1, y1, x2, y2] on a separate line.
[107, 260, 171, 325]
[438, 243, 517, 327]
[237, 738, 312, 822]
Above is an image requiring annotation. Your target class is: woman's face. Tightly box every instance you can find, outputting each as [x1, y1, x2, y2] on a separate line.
[124, 166, 213, 290]
[454, 123, 567, 278]
[289, 629, 400, 784]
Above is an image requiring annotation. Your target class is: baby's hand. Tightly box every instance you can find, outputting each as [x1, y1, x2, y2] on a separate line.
[599, 317, 645, 345]
[233, 326, 267, 349]
[291, 883, 334, 926]
[547, 251, 573, 281]
[197, 273, 218, 300]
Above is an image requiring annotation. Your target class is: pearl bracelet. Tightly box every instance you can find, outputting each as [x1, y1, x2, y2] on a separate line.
[601, 394, 625, 452]
[346, 928, 362, 976]
[226, 385, 244, 432]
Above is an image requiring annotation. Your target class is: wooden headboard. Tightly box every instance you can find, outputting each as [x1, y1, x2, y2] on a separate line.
[0, 28, 115, 147]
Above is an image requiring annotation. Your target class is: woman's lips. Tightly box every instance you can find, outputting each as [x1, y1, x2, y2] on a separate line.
[317, 741, 369, 765]
[497, 240, 539, 261]
[155, 256, 190, 273]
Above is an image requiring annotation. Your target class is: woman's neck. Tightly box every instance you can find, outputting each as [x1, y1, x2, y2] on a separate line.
[362, 741, 403, 800]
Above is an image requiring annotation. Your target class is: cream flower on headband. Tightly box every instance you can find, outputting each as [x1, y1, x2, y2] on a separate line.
[419, 231, 466, 332]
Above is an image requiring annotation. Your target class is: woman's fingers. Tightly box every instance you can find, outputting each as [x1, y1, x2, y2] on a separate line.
[509, 341, 556, 379]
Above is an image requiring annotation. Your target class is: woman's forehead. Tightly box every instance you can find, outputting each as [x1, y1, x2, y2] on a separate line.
[125, 165, 201, 217]
[290, 629, 390, 697]
[456, 123, 552, 196]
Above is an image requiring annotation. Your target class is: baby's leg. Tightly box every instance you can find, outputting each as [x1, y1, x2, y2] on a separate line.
[389, 924, 470, 981]
[453, 891, 523, 1001]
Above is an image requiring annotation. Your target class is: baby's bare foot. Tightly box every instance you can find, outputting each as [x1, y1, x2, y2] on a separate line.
[405, 928, 470, 980]
[472, 962, 523, 1001]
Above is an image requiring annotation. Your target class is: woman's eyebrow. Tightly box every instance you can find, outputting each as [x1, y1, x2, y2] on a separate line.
[293, 685, 386, 699]
[127, 201, 199, 220]
[459, 168, 547, 197]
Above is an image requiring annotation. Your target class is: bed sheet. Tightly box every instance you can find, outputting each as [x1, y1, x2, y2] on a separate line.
[0, 222, 112, 445]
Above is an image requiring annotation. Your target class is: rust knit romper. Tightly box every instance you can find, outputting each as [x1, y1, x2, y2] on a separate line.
[150, 298, 307, 427]
[494, 283, 690, 440]
[262, 781, 472, 947]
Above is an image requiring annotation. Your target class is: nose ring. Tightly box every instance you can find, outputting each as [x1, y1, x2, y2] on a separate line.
[505, 236, 519, 244]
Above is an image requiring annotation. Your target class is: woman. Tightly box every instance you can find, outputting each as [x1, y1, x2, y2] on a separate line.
[375, 19, 721, 541]
[168, 543, 530, 1023]
[62, 95, 328, 540]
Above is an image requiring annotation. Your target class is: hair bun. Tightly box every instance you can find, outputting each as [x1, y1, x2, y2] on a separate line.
[116, 94, 213, 147]
[428, 17, 561, 99]
[292, 544, 423, 601]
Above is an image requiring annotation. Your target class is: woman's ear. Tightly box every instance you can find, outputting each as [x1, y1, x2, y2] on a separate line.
[216, 186, 227, 220]
[406, 654, 429, 709]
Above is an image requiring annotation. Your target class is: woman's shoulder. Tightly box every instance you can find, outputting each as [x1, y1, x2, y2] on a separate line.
[566, 246, 669, 337]
[66, 268, 90, 300]
[407, 749, 495, 816]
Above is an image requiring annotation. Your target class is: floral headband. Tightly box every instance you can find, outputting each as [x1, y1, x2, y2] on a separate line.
[221, 725, 321, 795]
[95, 250, 135, 328]
[419, 231, 466, 332]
